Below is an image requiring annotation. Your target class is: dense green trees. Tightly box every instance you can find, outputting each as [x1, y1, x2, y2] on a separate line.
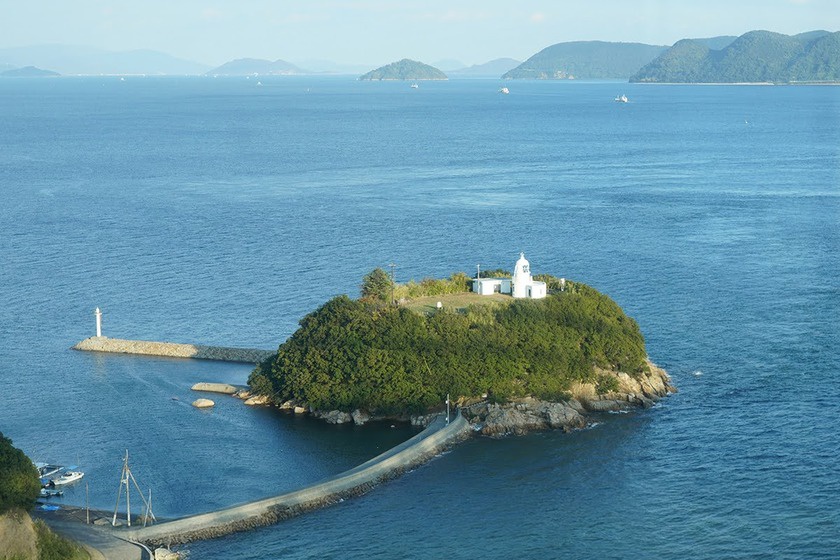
[250, 277, 648, 415]
[631, 30, 840, 83]
[0, 433, 40, 514]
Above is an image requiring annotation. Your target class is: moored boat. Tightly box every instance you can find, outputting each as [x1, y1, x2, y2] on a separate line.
[52, 470, 84, 486]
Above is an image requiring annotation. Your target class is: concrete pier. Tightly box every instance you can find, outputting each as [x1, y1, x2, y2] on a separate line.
[124, 413, 471, 546]
[73, 337, 274, 364]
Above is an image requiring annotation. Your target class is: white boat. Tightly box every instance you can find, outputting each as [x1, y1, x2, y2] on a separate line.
[615, 94, 628, 103]
[410, 83, 419, 89]
[499, 87, 510, 94]
[52, 470, 84, 486]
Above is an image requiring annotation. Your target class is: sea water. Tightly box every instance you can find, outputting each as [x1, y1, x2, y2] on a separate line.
[1, 77, 838, 558]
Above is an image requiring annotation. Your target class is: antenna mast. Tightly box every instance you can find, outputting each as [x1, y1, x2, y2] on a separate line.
[112, 450, 156, 527]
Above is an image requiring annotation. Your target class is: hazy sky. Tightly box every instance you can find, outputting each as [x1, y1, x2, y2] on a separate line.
[2, 0, 838, 66]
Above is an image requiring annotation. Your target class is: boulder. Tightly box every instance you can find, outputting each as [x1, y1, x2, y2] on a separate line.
[155, 548, 180, 560]
[191, 382, 237, 394]
[351, 409, 371, 425]
[244, 395, 269, 406]
[192, 398, 215, 408]
[293, 406, 307, 414]
[318, 410, 353, 424]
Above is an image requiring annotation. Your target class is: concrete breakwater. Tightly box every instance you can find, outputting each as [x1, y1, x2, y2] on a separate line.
[73, 336, 274, 364]
[124, 413, 471, 546]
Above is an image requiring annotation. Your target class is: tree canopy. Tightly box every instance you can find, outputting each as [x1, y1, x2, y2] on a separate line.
[0, 432, 40, 514]
[249, 276, 649, 415]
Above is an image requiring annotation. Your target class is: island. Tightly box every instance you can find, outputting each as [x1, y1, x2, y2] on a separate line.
[502, 41, 668, 80]
[249, 254, 674, 436]
[631, 30, 840, 83]
[358, 59, 447, 81]
[1, 66, 60, 78]
[205, 57, 306, 76]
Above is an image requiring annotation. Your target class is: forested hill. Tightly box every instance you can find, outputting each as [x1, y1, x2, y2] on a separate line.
[359, 59, 447, 80]
[502, 41, 667, 79]
[249, 275, 649, 415]
[631, 30, 840, 83]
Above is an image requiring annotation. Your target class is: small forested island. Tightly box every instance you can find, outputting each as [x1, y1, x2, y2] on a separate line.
[631, 30, 840, 83]
[1, 66, 60, 77]
[250, 255, 674, 436]
[359, 59, 447, 81]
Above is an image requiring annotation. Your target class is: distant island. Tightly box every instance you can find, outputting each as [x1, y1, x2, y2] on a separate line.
[359, 59, 447, 81]
[1, 66, 59, 77]
[631, 30, 840, 83]
[448, 57, 521, 78]
[503, 41, 668, 80]
[249, 258, 674, 436]
[206, 57, 307, 76]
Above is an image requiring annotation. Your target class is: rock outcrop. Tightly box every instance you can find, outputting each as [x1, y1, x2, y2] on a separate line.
[192, 398, 215, 408]
[462, 362, 675, 437]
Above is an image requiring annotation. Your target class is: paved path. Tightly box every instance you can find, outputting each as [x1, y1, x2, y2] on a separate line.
[127, 413, 470, 545]
[33, 508, 147, 560]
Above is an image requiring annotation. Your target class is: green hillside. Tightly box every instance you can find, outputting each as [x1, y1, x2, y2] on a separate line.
[503, 41, 667, 80]
[359, 59, 447, 80]
[249, 275, 649, 415]
[631, 30, 840, 83]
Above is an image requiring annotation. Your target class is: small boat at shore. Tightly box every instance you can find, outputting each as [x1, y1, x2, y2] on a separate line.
[39, 488, 64, 498]
[52, 470, 84, 486]
[35, 462, 64, 479]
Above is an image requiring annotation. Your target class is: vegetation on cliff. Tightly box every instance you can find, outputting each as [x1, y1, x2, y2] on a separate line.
[0, 433, 39, 514]
[359, 59, 447, 80]
[249, 273, 648, 415]
[502, 41, 667, 80]
[631, 30, 840, 83]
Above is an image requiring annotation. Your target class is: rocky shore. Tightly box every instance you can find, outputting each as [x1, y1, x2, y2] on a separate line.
[461, 362, 676, 437]
[245, 361, 676, 436]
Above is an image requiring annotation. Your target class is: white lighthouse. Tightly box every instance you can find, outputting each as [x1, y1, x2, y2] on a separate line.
[472, 253, 547, 299]
[94, 307, 102, 338]
[511, 253, 532, 298]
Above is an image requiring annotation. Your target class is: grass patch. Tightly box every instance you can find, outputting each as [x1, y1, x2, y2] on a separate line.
[35, 520, 89, 560]
[402, 292, 513, 315]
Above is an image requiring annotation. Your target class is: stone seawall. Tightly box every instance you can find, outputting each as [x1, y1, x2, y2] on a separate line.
[72, 337, 274, 364]
[124, 413, 471, 546]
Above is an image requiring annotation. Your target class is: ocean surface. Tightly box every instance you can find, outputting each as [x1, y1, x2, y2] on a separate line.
[1, 76, 838, 558]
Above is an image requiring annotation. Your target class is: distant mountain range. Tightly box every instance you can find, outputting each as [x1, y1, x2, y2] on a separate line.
[359, 59, 447, 81]
[503, 41, 669, 79]
[449, 58, 521, 77]
[2, 31, 836, 82]
[0, 45, 208, 75]
[631, 30, 840, 83]
[206, 58, 306, 76]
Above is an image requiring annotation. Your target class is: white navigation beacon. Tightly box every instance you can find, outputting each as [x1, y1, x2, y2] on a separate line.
[94, 307, 103, 337]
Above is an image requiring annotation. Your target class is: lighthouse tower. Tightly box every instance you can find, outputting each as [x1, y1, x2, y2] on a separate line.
[511, 253, 532, 298]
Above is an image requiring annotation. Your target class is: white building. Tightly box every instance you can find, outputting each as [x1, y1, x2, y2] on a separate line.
[472, 253, 547, 299]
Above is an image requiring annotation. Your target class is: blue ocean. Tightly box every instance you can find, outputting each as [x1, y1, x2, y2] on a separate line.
[1, 76, 838, 559]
